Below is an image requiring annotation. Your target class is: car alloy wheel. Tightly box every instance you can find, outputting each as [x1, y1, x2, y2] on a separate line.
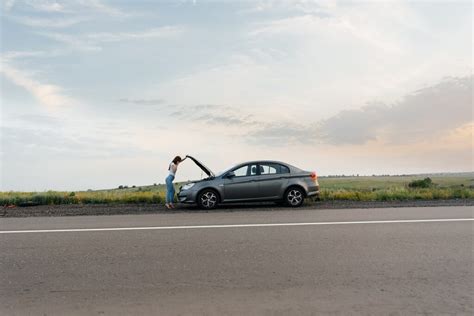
[286, 188, 304, 207]
[199, 190, 218, 209]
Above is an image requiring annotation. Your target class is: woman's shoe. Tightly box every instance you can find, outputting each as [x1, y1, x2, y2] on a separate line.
[169, 204, 175, 209]
[165, 203, 171, 209]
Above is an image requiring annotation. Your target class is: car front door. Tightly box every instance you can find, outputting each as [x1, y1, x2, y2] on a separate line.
[223, 164, 259, 201]
[256, 163, 289, 199]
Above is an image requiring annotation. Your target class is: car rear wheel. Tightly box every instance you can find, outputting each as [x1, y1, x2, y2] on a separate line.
[198, 189, 219, 210]
[285, 187, 304, 207]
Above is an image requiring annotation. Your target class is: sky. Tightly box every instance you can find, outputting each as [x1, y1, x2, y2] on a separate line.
[0, 0, 472, 191]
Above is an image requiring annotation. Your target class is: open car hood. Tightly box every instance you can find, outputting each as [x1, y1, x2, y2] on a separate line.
[185, 155, 215, 178]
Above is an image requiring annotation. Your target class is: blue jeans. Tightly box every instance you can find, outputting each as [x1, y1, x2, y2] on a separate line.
[165, 174, 175, 203]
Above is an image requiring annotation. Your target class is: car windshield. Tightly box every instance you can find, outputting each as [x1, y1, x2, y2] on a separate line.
[215, 165, 237, 177]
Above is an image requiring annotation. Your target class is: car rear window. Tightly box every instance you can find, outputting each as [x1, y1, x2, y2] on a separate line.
[280, 165, 290, 174]
[260, 163, 290, 175]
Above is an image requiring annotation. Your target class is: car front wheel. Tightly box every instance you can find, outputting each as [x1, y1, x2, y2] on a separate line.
[285, 187, 305, 207]
[198, 189, 219, 210]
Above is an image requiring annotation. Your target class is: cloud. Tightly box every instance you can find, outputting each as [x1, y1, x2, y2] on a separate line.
[78, 0, 128, 17]
[250, 12, 403, 55]
[239, 1, 331, 17]
[3, 0, 16, 11]
[169, 104, 221, 116]
[196, 114, 251, 126]
[318, 104, 386, 145]
[119, 98, 165, 106]
[37, 25, 183, 51]
[1, 49, 77, 61]
[246, 123, 319, 146]
[248, 1, 427, 55]
[27, 1, 66, 12]
[1, 114, 146, 162]
[320, 76, 473, 145]
[6, 0, 125, 15]
[167, 104, 257, 126]
[152, 53, 303, 116]
[10, 16, 87, 28]
[1, 50, 49, 59]
[86, 26, 183, 42]
[37, 32, 102, 51]
[14, 114, 63, 127]
[247, 76, 473, 146]
[0, 61, 75, 109]
[1, 125, 145, 160]
[113, 100, 251, 126]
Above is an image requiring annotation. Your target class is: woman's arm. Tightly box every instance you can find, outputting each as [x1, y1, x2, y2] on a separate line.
[171, 163, 178, 174]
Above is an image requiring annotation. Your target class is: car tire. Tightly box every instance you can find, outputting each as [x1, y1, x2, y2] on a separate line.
[198, 189, 219, 210]
[285, 187, 305, 207]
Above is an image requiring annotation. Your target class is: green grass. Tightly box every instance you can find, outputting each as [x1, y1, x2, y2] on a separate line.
[0, 190, 165, 206]
[1, 174, 473, 206]
[319, 174, 473, 190]
[319, 187, 473, 201]
[318, 174, 474, 202]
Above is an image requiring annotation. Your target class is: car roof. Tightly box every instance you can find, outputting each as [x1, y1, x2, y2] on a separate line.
[234, 160, 295, 168]
[215, 160, 304, 177]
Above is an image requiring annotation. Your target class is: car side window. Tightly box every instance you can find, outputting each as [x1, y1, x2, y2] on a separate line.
[258, 164, 290, 175]
[249, 164, 258, 176]
[232, 165, 248, 177]
[231, 164, 259, 177]
[259, 163, 279, 175]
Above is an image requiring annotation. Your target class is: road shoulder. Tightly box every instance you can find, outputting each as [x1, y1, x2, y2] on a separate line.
[1, 199, 473, 218]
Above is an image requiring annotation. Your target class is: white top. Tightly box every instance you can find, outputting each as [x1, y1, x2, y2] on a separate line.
[169, 162, 177, 176]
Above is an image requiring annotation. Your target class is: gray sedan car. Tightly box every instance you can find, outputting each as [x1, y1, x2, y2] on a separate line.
[178, 155, 320, 209]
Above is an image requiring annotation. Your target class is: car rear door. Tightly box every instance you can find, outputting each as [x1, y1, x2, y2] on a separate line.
[256, 163, 289, 199]
[223, 164, 260, 201]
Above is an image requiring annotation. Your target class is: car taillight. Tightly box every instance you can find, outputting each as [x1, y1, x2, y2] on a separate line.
[310, 172, 317, 180]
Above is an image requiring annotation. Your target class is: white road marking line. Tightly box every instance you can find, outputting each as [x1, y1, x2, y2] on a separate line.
[0, 218, 473, 234]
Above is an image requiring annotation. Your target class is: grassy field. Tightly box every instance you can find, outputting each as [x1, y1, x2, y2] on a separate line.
[320, 174, 473, 190]
[1, 173, 473, 206]
[319, 174, 474, 201]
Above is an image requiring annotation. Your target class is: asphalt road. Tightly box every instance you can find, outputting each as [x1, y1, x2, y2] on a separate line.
[1, 206, 473, 315]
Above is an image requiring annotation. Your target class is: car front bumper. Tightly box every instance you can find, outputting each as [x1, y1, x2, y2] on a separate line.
[177, 189, 198, 204]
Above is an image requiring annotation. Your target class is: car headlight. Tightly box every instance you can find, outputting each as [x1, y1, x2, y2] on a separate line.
[181, 183, 195, 190]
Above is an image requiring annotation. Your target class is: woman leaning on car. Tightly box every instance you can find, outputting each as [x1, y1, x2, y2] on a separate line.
[165, 155, 182, 209]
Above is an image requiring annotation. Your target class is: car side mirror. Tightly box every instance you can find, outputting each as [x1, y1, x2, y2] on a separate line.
[226, 171, 235, 178]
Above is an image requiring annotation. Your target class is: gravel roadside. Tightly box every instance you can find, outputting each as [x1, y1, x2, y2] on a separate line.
[1, 199, 473, 217]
